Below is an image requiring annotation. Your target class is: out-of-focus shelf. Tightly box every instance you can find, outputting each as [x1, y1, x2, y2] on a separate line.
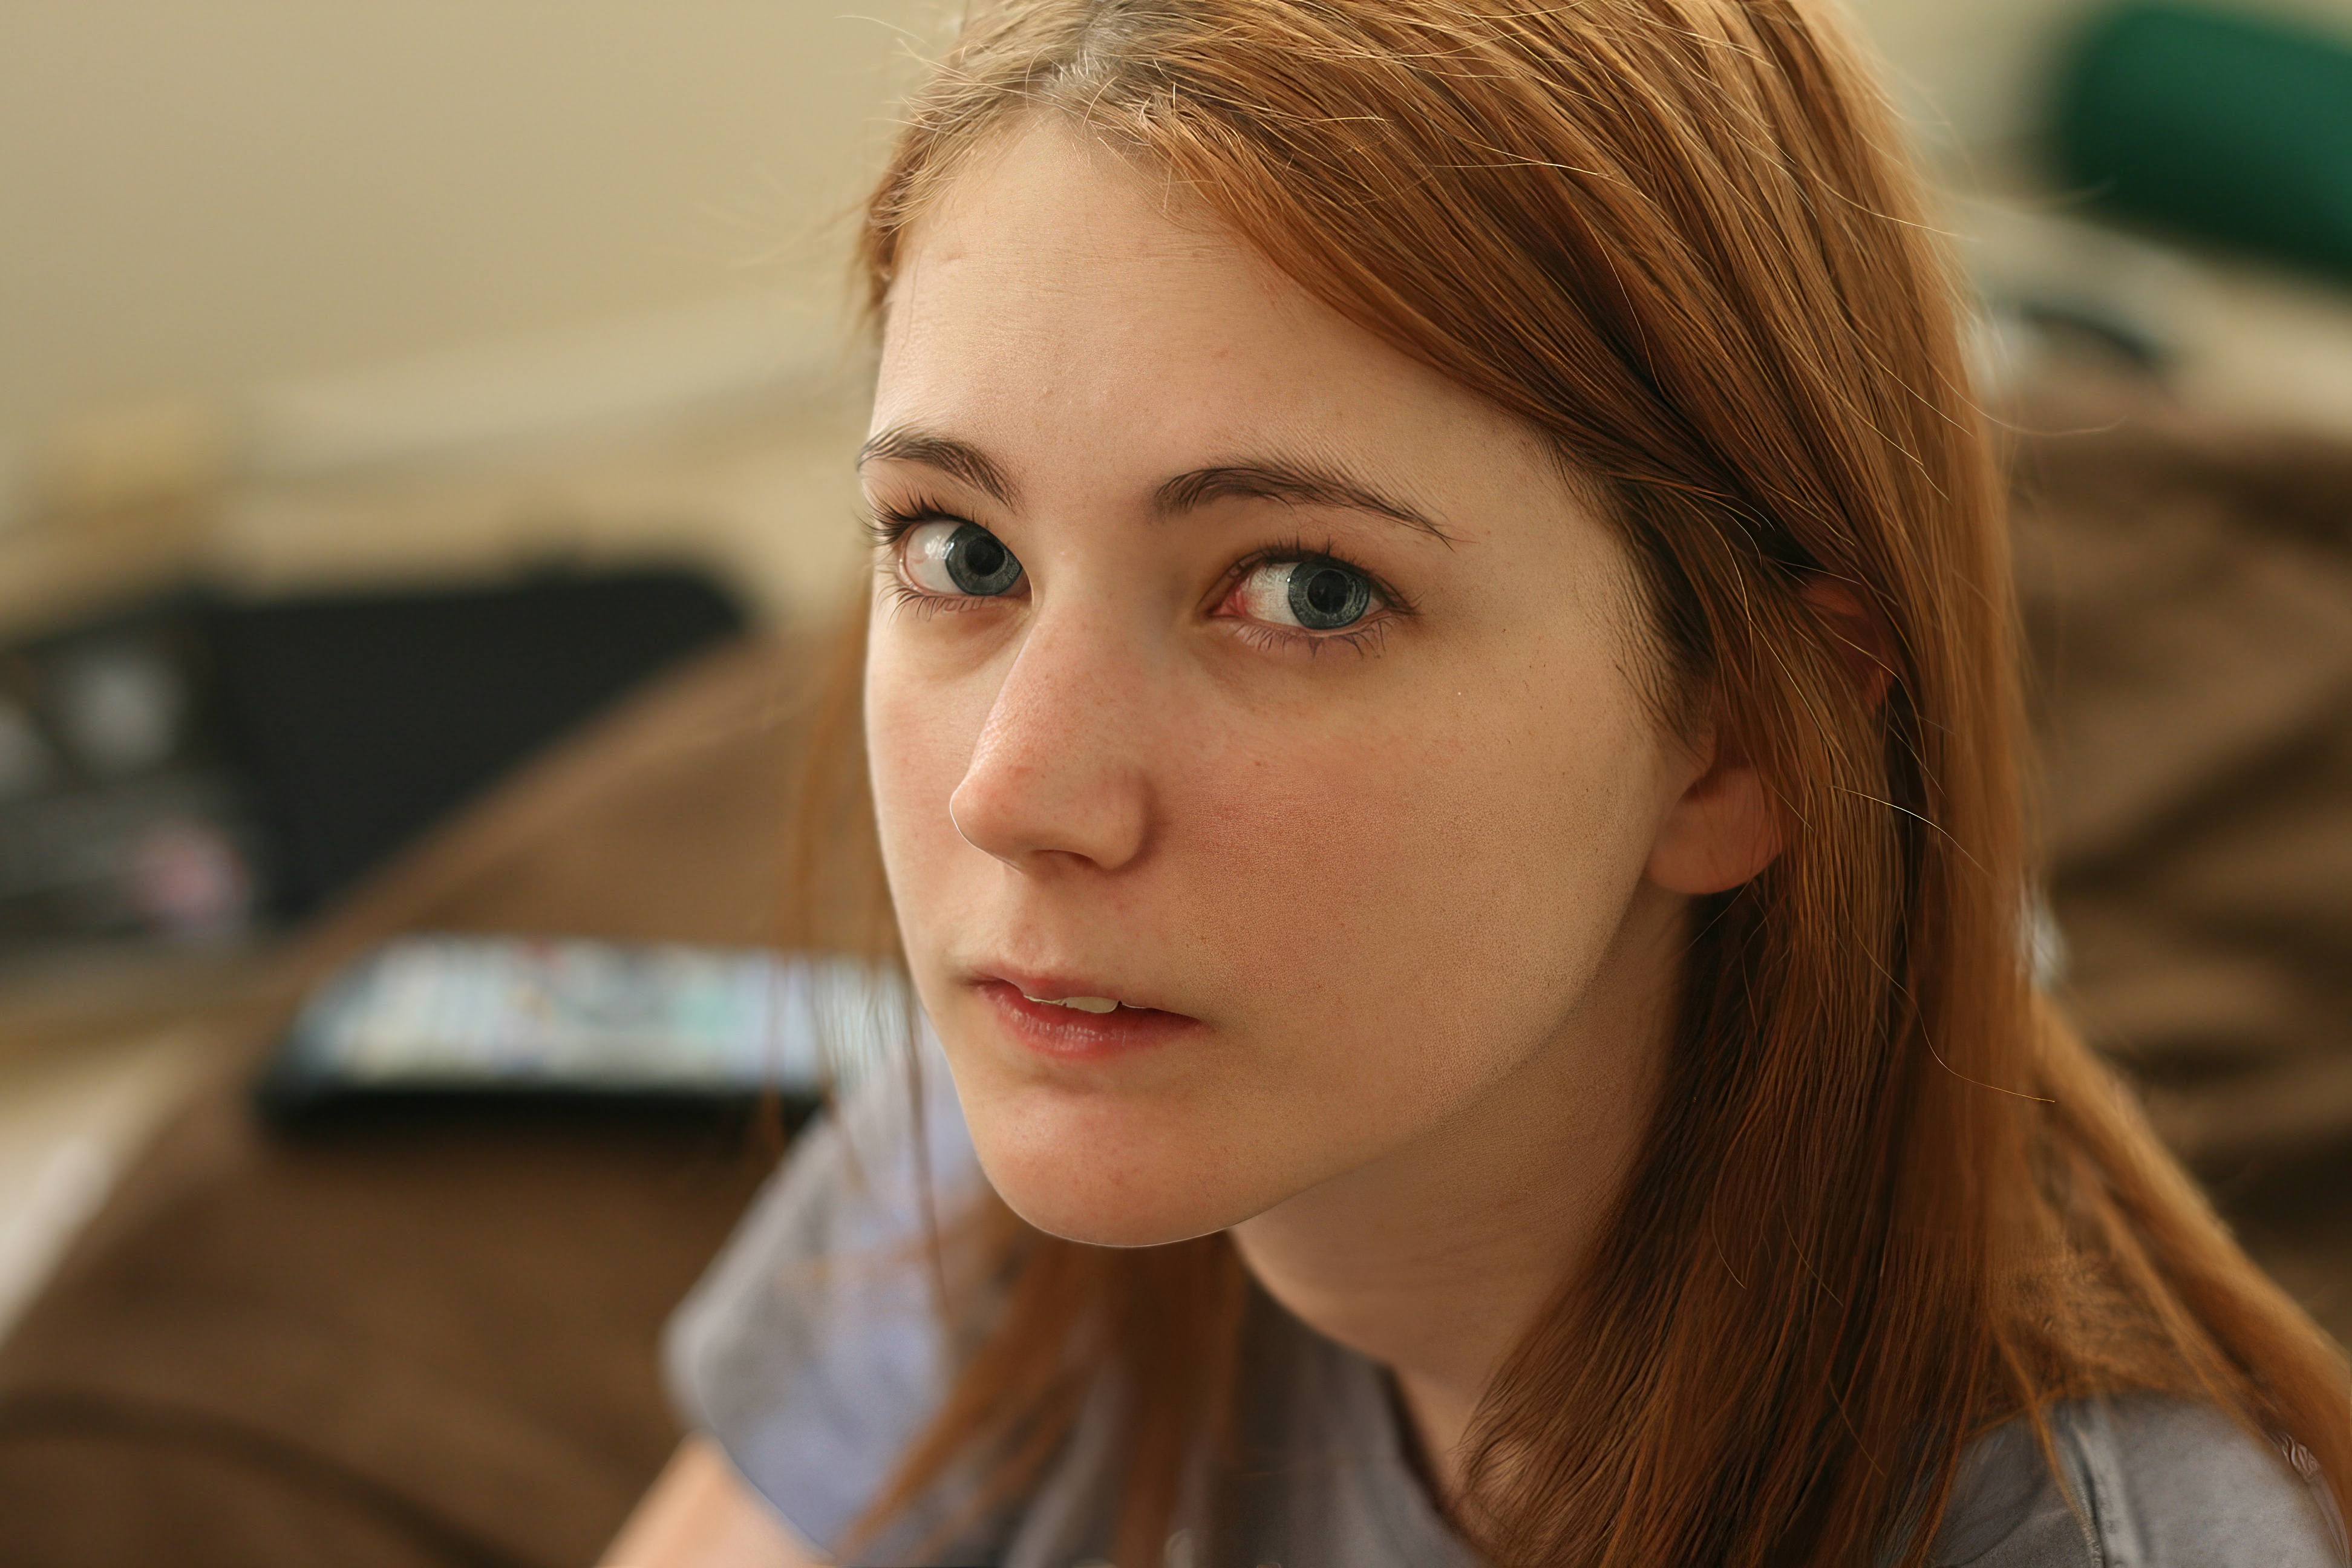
[0, 513, 209, 647]
[1949, 162, 2352, 442]
[0, 940, 294, 1062]
[0, 1025, 220, 1342]
[0, 942, 290, 1346]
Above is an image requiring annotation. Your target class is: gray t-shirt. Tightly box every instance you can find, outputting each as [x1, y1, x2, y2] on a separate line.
[666, 1044, 2344, 1567]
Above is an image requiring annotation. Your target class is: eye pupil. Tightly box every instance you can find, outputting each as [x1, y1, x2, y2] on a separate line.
[1289, 563, 1371, 630]
[944, 523, 1022, 596]
[958, 534, 1005, 579]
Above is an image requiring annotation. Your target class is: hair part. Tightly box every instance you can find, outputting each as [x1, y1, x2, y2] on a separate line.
[796, 3, 2352, 1563]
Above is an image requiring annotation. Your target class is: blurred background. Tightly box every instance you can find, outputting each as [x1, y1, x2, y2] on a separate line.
[0, 2, 2347, 1563]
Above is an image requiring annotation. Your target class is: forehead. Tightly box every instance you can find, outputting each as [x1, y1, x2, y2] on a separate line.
[872, 117, 1547, 495]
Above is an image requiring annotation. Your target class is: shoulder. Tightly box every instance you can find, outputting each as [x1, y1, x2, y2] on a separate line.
[662, 1038, 990, 1561]
[1933, 1393, 2345, 1567]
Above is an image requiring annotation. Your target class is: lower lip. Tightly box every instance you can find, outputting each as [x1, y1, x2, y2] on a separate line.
[978, 980, 1204, 1061]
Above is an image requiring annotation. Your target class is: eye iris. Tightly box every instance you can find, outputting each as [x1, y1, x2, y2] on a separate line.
[1287, 563, 1371, 630]
[945, 523, 1022, 595]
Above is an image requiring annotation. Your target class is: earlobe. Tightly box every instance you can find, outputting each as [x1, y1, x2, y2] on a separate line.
[1645, 738, 1783, 895]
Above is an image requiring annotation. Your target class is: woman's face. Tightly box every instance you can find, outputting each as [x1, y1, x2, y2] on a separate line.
[863, 121, 1708, 1248]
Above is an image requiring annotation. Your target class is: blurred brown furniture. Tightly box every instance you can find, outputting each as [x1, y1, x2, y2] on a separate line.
[0, 635, 822, 1568]
[2017, 365, 2352, 1167]
[0, 358, 2346, 1566]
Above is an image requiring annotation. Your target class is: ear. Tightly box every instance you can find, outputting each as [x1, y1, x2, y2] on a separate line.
[1644, 721, 1782, 897]
[1802, 576, 1895, 714]
[1643, 578, 1895, 897]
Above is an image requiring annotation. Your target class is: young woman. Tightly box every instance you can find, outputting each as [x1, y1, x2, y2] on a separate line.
[612, 2, 2351, 1563]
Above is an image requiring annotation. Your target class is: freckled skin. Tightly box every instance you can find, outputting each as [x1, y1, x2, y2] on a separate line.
[863, 121, 1766, 1474]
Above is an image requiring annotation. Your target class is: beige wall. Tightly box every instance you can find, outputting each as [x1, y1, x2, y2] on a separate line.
[4, 0, 2349, 498]
[0, 1, 939, 453]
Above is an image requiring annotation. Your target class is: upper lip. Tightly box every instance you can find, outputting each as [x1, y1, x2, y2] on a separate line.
[977, 965, 1187, 1016]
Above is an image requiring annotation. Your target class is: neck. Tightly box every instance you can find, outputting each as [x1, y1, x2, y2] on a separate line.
[1227, 885, 1682, 1503]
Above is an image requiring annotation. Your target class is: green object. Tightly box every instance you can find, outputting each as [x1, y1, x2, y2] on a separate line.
[2051, 1, 2352, 281]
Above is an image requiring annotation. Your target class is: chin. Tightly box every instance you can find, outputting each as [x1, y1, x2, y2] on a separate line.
[996, 1185, 1220, 1249]
[964, 1091, 1269, 1249]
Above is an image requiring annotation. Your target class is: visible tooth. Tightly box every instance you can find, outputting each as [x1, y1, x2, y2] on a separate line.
[1017, 990, 1126, 1014]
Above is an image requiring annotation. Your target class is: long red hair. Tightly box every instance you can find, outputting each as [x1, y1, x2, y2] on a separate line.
[782, 2, 2352, 1562]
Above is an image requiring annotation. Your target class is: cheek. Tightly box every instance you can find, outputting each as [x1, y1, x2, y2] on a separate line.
[1178, 661, 1668, 1098]
[864, 624, 985, 909]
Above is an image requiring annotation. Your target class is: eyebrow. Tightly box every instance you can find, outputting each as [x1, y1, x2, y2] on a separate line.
[860, 425, 1457, 544]
[1155, 461, 1458, 544]
[858, 426, 1020, 508]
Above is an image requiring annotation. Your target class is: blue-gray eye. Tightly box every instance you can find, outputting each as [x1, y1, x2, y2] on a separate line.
[1235, 560, 1377, 630]
[904, 520, 1024, 597]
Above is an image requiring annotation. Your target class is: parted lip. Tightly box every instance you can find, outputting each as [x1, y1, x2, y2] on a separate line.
[972, 964, 1194, 1018]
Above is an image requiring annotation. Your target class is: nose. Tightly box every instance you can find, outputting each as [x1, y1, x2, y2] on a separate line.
[947, 607, 1155, 874]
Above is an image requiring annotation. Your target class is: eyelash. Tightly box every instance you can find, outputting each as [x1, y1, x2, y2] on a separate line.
[863, 497, 1411, 656]
[866, 497, 989, 624]
[1221, 537, 1408, 658]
